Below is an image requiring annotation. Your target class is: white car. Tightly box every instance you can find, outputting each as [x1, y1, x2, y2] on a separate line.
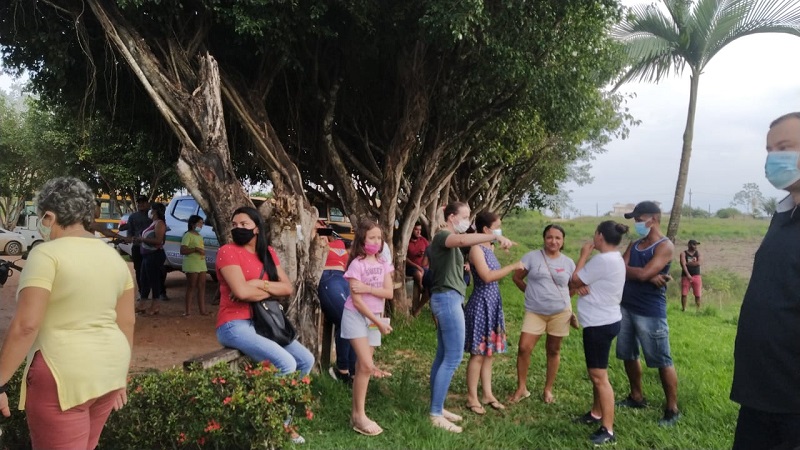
[0, 228, 28, 256]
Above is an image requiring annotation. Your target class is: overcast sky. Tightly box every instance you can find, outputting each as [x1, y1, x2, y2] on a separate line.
[2, 4, 800, 217]
[564, 16, 800, 216]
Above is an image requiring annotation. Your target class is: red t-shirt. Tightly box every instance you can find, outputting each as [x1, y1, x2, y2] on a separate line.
[407, 236, 429, 267]
[215, 243, 281, 327]
[323, 239, 348, 269]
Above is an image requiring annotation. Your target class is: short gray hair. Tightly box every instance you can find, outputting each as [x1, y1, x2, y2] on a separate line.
[36, 177, 95, 228]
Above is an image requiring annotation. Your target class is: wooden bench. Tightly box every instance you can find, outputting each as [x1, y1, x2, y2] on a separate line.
[183, 347, 248, 371]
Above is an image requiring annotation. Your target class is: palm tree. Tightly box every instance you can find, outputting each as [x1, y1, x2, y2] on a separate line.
[613, 0, 800, 240]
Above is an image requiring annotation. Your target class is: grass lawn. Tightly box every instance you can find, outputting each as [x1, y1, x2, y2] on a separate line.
[302, 213, 760, 449]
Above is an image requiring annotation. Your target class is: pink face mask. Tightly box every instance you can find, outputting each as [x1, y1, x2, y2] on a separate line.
[364, 243, 382, 255]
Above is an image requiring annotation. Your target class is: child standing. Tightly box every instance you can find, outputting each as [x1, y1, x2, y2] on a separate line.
[180, 214, 208, 316]
[340, 218, 394, 436]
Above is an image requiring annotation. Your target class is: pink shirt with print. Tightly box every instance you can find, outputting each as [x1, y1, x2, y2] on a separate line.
[343, 256, 394, 314]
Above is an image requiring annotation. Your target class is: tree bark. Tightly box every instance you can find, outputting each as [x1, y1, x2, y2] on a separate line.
[667, 70, 701, 241]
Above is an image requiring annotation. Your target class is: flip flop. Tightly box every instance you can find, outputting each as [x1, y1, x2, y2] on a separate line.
[352, 419, 383, 436]
[442, 409, 462, 422]
[466, 403, 486, 415]
[484, 400, 506, 411]
[372, 368, 393, 378]
[508, 391, 531, 404]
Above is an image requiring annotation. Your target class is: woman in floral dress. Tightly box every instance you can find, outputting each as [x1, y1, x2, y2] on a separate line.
[463, 210, 523, 415]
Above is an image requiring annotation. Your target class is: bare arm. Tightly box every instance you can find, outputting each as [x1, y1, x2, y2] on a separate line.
[445, 233, 514, 251]
[512, 268, 528, 292]
[0, 287, 49, 417]
[348, 274, 393, 335]
[220, 264, 294, 302]
[115, 288, 136, 348]
[92, 221, 124, 239]
[469, 245, 523, 283]
[569, 242, 594, 289]
[626, 240, 675, 282]
[689, 251, 702, 266]
[680, 251, 691, 277]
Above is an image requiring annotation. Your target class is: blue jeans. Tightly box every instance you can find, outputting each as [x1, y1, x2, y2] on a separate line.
[429, 290, 465, 416]
[318, 270, 356, 375]
[616, 306, 673, 368]
[216, 319, 315, 376]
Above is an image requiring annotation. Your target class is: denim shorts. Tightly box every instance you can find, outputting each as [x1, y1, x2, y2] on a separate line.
[615, 307, 673, 368]
[341, 308, 384, 346]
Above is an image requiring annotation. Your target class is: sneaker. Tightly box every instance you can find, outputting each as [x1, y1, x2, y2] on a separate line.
[615, 395, 648, 408]
[589, 426, 616, 446]
[327, 366, 352, 384]
[658, 408, 681, 427]
[574, 411, 602, 425]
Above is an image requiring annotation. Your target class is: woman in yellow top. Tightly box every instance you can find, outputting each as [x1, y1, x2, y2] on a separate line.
[0, 177, 135, 449]
[181, 214, 209, 316]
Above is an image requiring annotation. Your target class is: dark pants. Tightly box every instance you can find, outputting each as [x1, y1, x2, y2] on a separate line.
[131, 245, 143, 289]
[318, 270, 356, 375]
[140, 249, 166, 300]
[733, 405, 800, 450]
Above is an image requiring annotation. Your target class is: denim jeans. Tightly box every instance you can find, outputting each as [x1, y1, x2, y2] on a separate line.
[616, 306, 673, 368]
[318, 270, 356, 375]
[139, 249, 166, 299]
[429, 289, 465, 416]
[216, 319, 315, 376]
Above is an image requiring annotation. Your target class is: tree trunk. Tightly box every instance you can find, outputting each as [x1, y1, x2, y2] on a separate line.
[666, 70, 701, 241]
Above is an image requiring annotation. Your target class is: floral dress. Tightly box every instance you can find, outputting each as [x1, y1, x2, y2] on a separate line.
[464, 245, 507, 355]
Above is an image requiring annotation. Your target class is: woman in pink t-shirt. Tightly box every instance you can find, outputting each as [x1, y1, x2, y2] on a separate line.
[340, 218, 394, 437]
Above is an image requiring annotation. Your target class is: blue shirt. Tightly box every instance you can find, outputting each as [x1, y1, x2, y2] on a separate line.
[621, 237, 671, 318]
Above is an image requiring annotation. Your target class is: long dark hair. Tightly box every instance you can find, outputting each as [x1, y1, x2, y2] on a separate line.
[347, 217, 382, 269]
[474, 210, 499, 234]
[231, 206, 277, 281]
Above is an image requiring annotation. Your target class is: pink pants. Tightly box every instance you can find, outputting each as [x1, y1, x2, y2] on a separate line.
[25, 352, 118, 450]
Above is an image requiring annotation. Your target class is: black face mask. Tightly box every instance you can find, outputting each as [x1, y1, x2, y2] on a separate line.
[231, 227, 256, 246]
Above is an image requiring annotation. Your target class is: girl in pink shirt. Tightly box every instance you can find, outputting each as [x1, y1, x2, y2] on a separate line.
[340, 218, 394, 436]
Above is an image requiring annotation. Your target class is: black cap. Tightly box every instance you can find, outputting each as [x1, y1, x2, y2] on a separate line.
[624, 201, 661, 219]
[688, 239, 700, 246]
[136, 195, 149, 203]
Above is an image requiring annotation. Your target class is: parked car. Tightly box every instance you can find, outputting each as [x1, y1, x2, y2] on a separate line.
[0, 228, 28, 256]
[117, 195, 266, 275]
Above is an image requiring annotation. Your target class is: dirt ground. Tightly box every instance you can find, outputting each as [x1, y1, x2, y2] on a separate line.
[0, 263, 222, 373]
[0, 237, 762, 372]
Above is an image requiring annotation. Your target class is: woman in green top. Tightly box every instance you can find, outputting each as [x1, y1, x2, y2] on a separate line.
[180, 214, 209, 316]
[427, 201, 514, 434]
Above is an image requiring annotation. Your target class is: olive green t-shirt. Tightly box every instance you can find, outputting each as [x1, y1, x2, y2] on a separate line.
[429, 230, 466, 296]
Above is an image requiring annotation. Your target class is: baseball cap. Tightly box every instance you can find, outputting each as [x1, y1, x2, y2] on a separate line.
[136, 195, 149, 203]
[688, 239, 700, 246]
[624, 201, 661, 219]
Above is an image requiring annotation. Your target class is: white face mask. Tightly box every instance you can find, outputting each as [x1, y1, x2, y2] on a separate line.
[492, 228, 502, 237]
[148, 210, 154, 220]
[453, 219, 470, 234]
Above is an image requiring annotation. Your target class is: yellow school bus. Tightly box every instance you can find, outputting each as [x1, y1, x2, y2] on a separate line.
[316, 203, 354, 240]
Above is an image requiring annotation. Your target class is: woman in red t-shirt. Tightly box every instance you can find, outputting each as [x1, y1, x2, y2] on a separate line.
[215, 207, 315, 376]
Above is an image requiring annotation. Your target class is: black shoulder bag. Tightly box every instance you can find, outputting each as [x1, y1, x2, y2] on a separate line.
[251, 255, 297, 346]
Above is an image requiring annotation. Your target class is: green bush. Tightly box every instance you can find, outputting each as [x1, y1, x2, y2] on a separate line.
[1, 362, 313, 450]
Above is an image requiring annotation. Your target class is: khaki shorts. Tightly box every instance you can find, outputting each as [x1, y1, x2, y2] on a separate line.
[521, 309, 572, 337]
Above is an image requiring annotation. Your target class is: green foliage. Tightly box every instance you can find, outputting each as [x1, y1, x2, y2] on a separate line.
[716, 207, 743, 219]
[681, 203, 710, 218]
[0, 362, 314, 450]
[761, 196, 778, 216]
[731, 182, 764, 216]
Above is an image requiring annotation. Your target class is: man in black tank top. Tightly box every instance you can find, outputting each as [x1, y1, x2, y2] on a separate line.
[679, 240, 702, 311]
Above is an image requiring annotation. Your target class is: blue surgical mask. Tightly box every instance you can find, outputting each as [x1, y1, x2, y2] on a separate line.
[765, 151, 800, 189]
[634, 221, 650, 237]
[195, 226, 203, 233]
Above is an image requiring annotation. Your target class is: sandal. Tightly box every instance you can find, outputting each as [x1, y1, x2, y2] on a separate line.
[466, 403, 486, 415]
[484, 400, 506, 411]
[372, 368, 393, 378]
[430, 415, 462, 433]
[442, 409, 462, 422]
[351, 419, 383, 436]
[508, 390, 531, 404]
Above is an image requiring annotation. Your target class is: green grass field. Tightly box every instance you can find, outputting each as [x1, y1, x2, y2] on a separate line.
[302, 213, 767, 449]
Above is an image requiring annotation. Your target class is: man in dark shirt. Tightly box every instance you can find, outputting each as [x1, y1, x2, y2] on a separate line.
[679, 239, 702, 311]
[731, 112, 800, 450]
[121, 196, 152, 299]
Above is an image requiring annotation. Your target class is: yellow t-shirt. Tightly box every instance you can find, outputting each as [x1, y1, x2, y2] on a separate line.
[16, 237, 134, 411]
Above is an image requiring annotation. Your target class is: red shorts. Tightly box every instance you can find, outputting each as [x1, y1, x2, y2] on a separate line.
[681, 275, 702, 297]
[25, 352, 120, 450]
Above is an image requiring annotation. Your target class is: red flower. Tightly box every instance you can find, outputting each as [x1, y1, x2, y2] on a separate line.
[301, 376, 311, 385]
[306, 409, 314, 420]
[197, 437, 206, 445]
[266, 396, 274, 403]
[291, 379, 298, 386]
[223, 396, 232, 405]
[204, 420, 222, 432]
[177, 432, 186, 444]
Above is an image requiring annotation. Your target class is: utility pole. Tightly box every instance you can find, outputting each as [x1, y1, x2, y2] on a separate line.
[596, 203, 599, 217]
